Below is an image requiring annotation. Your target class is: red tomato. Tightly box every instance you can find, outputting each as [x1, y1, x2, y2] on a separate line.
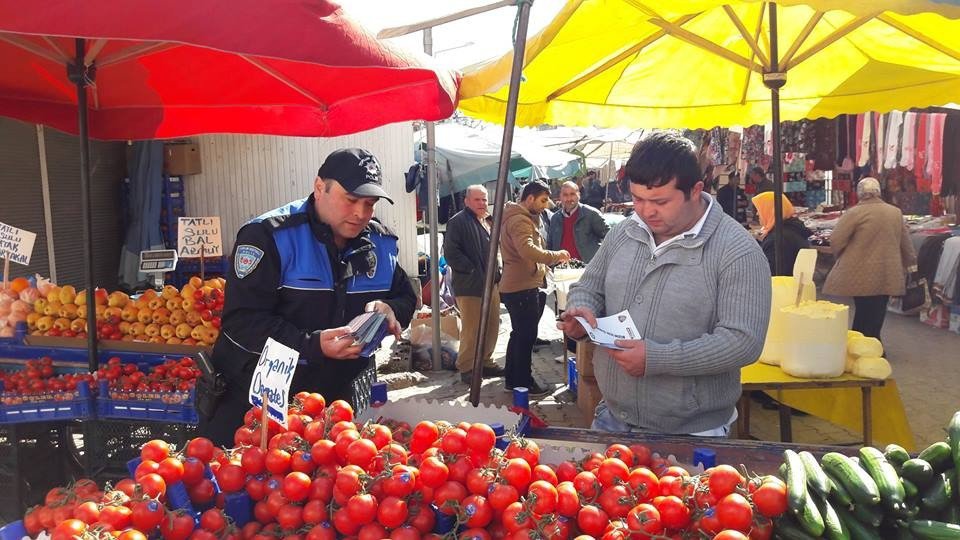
[326, 400, 354, 424]
[186, 437, 215, 462]
[433, 480, 468, 515]
[303, 499, 329, 525]
[200, 508, 228, 533]
[346, 493, 378, 524]
[751, 481, 788, 518]
[277, 504, 305, 530]
[99, 505, 133, 531]
[217, 463, 247, 493]
[418, 455, 449, 488]
[441, 428, 468, 455]
[383, 464, 418, 497]
[505, 438, 540, 466]
[141, 439, 171, 462]
[118, 531, 147, 540]
[130, 499, 165, 533]
[748, 516, 774, 540]
[573, 470, 601, 501]
[581, 452, 605, 472]
[462, 494, 493, 528]
[51, 519, 86, 540]
[655, 495, 691, 530]
[139, 472, 167, 498]
[311, 439, 338, 466]
[533, 464, 559, 485]
[629, 445, 653, 467]
[626, 503, 663, 537]
[501, 501, 532, 532]
[182, 457, 205, 486]
[556, 481, 581, 517]
[74, 500, 101, 524]
[335, 465, 364, 496]
[241, 446, 267, 476]
[501, 458, 532, 490]
[265, 448, 292, 475]
[465, 423, 497, 454]
[157, 457, 185, 485]
[628, 467, 660, 503]
[715, 493, 753, 532]
[556, 460, 579, 483]
[708, 465, 745, 498]
[605, 444, 635, 467]
[488, 482, 520, 511]
[283, 471, 312, 502]
[134, 459, 160, 480]
[576, 505, 609, 537]
[466, 467, 493, 496]
[408, 503, 437, 533]
[346, 438, 378, 468]
[188, 478, 217, 506]
[714, 531, 749, 540]
[527, 480, 559, 515]
[598, 485, 634, 518]
[596, 458, 630, 487]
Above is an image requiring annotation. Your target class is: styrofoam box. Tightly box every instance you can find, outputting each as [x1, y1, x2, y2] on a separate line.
[357, 397, 525, 435]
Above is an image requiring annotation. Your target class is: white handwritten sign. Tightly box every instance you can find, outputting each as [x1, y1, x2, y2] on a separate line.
[0, 222, 36, 265]
[177, 216, 222, 258]
[248, 337, 299, 428]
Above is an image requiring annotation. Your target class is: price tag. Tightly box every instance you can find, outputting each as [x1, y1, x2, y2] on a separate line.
[0, 222, 36, 265]
[248, 337, 299, 428]
[177, 217, 223, 258]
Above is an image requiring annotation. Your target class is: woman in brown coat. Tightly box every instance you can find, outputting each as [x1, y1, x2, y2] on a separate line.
[823, 178, 917, 339]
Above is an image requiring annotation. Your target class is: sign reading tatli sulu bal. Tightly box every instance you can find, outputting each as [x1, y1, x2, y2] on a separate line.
[0, 221, 36, 265]
[177, 216, 223, 258]
[248, 337, 299, 428]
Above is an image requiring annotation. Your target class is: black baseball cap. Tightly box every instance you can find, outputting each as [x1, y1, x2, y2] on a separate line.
[317, 148, 394, 204]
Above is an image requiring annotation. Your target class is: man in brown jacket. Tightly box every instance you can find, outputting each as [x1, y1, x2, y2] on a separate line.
[500, 181, 570, 396]
[823, 177, 917, 340]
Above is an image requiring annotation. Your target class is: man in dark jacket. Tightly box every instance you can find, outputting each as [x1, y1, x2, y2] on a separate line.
[200, 148, 416, 446]
[443, 185, 507, 383]
[548, 181, 610, 263]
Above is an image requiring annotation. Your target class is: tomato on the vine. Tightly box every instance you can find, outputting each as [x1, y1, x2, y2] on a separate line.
[715, 493, 753, 532]
[751, 480, 788, 518]
[708, 465, 745, 498]
[655, 495, 691, 530]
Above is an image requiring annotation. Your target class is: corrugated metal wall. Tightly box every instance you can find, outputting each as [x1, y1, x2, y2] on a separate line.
[0, 118, 125, 288]
[182, 122, 418, 272]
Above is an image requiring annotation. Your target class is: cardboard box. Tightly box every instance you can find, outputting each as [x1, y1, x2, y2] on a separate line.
[576, 373, 603, 422]
[164, 143, 202, 175]
[576, 340, 595, 377]
[410, 314, 460, 340]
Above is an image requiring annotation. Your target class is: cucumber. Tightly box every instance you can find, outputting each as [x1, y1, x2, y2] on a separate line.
[859, 446, 907, 513]
[800, 450, 832, 497]
[909, 520, 960, 539]
[775, 517, 819, 539]
[826, 473, 855, 509]
[796, 486, 825, 537]
[815, 492, 851, 540]
[940, 504, 960, 524]
[784, 449, 809, 515]
[902, 458, 936, 489]
[920, 442, 954, 473]
[836, 505, 882, 540]
[902, 478, 920, 500]
[850, 502, 883, 527]
[822, 452, 881, 507]
[920, 470, 955, 512]
[886, 444, 911, 467]
[948, 411, 960, 504]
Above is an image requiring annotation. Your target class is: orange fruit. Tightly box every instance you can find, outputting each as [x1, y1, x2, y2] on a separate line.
[9, 277, 29, 294]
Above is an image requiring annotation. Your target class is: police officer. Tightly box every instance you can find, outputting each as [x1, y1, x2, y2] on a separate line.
[200, 148, 417, 446]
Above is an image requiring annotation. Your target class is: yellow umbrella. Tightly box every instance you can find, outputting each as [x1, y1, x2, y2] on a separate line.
[460, 0, 960, 129]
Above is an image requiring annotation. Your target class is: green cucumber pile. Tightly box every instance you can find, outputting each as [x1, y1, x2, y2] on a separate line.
[775, 411, 960, 539]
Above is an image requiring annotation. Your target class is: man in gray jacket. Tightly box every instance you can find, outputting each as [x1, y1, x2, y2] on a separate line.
[443, 185, 506, 383]
[558, 132, 771, 436]
[548, 181, 610, 263]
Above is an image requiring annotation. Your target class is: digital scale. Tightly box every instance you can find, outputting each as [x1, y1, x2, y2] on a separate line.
[139, 249, 178, 289]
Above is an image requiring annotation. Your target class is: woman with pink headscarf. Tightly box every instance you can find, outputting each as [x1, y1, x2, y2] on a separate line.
[752, 191, 812, 277]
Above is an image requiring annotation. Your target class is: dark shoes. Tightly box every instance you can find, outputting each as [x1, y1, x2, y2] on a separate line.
[460, 365, 506, 383]
[503, 379, 552, 397]
[533, 337, 552, 351]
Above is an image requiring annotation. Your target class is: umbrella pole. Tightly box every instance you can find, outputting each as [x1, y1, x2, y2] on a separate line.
[423, 28, 442, 371]
[470, 0, 534, 406]
[765, 3, 786, 276]
[69, 38, 99, 372]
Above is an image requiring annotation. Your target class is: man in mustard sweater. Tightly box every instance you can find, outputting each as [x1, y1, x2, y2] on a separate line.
[500, 181, 570, 396]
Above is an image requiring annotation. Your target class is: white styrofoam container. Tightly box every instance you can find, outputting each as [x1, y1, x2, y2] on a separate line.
[356, 397, 526, 435]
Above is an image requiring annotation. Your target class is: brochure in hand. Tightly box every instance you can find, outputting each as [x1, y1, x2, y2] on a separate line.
[345, 311, 391, 357]
[574, 310, 641, 350]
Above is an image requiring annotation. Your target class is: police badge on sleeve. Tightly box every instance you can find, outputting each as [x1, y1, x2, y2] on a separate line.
[235, 245, 264, 279]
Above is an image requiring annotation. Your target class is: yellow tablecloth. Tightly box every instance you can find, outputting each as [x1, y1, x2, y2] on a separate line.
[741, 363, 916, 451]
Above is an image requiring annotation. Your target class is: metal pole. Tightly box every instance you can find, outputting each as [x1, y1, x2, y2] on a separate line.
[764, 3, 786, 276]
[470, 0, 534, 405]
[424, 28, 442, 371]
[70, 38, 99, 372]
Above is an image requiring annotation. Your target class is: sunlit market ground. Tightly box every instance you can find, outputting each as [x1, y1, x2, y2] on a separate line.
[377, 293, 960, 450]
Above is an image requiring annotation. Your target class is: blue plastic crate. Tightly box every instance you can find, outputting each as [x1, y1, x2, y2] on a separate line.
[566, 357, 578, 396]
[96, 380, 198, 424]
[0, 380, 94, 424]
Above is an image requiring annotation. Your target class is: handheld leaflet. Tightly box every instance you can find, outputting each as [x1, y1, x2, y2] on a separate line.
[248, 337, 299, 428]
[575, 310, 641, 350]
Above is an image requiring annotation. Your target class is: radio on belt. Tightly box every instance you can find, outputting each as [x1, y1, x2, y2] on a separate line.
[139, 249, 178, 289]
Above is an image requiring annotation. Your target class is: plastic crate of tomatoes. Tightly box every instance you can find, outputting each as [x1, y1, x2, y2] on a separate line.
[0, 357, 96, 424]
[94, 356, 200, 424]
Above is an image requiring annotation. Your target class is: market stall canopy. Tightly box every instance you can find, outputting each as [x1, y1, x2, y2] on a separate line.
[425, 123, 582, 196]
[0, 0, 460, 139]
[459, 0, 960, 129]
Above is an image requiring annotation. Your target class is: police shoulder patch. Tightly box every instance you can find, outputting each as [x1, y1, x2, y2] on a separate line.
[234, 245, 265, 279]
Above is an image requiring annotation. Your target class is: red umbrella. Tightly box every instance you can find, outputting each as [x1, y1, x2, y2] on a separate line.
[0, 0, 460, 370]
[0, 0, 460, 138]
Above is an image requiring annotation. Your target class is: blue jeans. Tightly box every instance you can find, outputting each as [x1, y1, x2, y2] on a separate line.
[591, 400, 733, 437]
[501, 288, 540, 388]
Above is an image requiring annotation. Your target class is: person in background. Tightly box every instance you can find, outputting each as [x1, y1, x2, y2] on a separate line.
[580, 171, 606, 209]
[557, 132, 771, 436]
[752, 192, 812, 276]
[501, 180, 570, 396]
[200, 148, 416, 446]
[716, 173, 749, 224]
[548, 181, 611, 264]
[823, 177, 917, 340]
[750, 166, 775, 194]
[443, 185, 507, 384]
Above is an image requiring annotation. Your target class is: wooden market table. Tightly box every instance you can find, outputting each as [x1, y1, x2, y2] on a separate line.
[738, 362, 910, 448]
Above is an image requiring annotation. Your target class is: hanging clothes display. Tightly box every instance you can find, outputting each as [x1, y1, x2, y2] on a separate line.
[940, 114, 960, 197]
[875, 112, 886, 170]
[900, 112, 917, 170]
[857, 112, 871, 167]
[740, 125, 765, 169]
[915, 114, 931, 192]
[884, 110, 904, 170]
[928, 113, 946, 194]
